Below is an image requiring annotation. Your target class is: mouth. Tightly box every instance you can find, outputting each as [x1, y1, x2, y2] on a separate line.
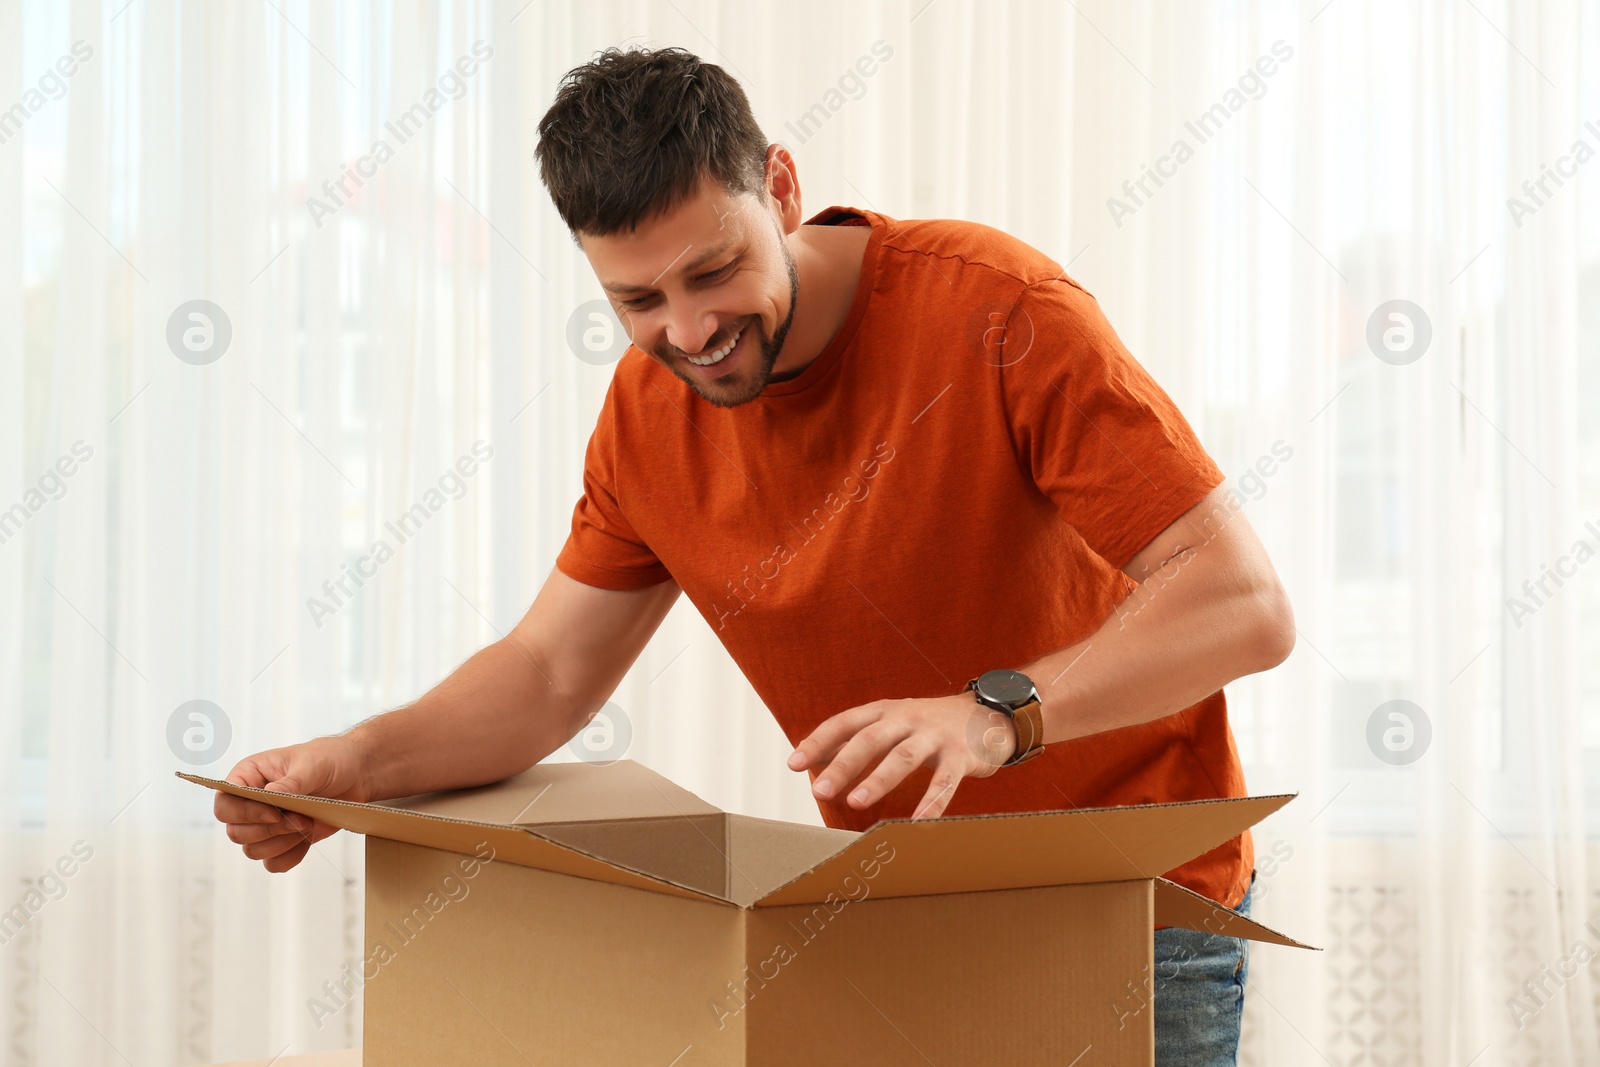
[682, 322, 747, 379]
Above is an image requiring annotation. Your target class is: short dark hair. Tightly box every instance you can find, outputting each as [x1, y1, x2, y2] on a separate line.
[535, 46, 770, 241]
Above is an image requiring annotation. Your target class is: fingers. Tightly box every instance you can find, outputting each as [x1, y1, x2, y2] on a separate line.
[218, 753, 303, 827]
[794, 697, 995, 817]
[839, 732, 936, 809]
[812, 717, 918, 805]
[911, 761, 963, 820]
[213, 791, 290, 828]
[258, 819, 342, 872]
[224, 811, 314, 845]
[234, 816, 339, 871]
[241, 830, 311, 861]
[214, 768, 323, 872]
[261, 776, 306, 797]
[263, 839, 312, 873]
[214, 746, 350, 874]
[225, 752, 283, 789]
[787, 704, 882, 772]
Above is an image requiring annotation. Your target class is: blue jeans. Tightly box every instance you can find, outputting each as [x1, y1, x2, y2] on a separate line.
[1151, 869, 1255, 1066]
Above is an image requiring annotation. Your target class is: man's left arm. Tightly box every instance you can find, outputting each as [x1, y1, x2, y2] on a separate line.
[787, 484, 1296, 819]
[1018, 482, 1295, 742]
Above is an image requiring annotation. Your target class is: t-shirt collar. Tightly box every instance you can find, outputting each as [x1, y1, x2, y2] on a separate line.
[757, 205, 884, 398]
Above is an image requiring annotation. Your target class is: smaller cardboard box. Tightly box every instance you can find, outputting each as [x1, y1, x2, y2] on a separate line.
[182, 760, 1314, 1066]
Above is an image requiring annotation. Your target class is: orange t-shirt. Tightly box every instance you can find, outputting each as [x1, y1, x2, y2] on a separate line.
[555, 205, 1252, 910]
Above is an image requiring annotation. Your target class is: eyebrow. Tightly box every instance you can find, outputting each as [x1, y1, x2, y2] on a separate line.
[601, 238, 740, 295]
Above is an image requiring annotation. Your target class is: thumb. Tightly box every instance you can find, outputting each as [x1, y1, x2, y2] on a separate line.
[259, 745, 342, 799]
[260, 764, 341, 844]
[261, 742, 342, 797]
[260, 752, 316, 797]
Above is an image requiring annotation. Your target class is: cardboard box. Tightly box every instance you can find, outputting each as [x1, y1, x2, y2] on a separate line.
[181, 760, 1314, 1066]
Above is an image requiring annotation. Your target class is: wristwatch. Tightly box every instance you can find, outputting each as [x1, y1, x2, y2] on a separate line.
[966, 668, 1047, 767]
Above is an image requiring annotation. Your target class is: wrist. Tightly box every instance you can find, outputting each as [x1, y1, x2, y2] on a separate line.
[967, 669, 1047, 767]
[976, 698, 1022, 764]
[337, 724, 383, 802]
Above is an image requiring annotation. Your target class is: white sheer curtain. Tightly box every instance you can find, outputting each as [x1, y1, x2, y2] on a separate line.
[3, 1, 1596, 1065]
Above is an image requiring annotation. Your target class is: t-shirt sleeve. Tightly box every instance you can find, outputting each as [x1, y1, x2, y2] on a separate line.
[554, 378, 674, 591]
[997, 276, 1225, 572]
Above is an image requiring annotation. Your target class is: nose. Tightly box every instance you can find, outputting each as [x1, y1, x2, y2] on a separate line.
[665, 304, 723, 357]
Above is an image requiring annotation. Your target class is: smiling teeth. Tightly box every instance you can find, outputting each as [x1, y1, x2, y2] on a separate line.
[687, 327, 742, 365]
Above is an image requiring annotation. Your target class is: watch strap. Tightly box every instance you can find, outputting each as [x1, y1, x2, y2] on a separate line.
[1003, 696, 1047, 766]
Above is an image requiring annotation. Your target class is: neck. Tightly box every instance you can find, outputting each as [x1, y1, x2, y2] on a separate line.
[768, 222, 867, 380]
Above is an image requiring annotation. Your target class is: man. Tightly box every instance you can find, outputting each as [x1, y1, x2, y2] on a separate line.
[213, 46, 1294, 1064]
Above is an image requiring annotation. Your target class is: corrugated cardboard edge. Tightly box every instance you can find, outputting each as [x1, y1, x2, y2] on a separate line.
[1152, 877, 1320, 950]
[176, 771, 730, 905]
[753, 792, 1299, 907]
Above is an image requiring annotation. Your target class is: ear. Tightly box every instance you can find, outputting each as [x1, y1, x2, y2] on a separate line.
[764, 143, 804, 235]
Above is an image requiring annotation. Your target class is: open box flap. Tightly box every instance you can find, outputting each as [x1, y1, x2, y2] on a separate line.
[368, 759, 722, 825]
[723, 813, 862, 906]
[753, 792, 1296, 907]
[177, 770, 729, 905]
[1153, 877, 1319, 950]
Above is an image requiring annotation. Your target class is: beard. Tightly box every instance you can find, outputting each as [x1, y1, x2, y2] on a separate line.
[657, 234, 801, 409]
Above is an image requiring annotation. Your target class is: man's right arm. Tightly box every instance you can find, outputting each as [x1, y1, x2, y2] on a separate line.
[349, 564, 680, 799]
[212, 566, 681, 872]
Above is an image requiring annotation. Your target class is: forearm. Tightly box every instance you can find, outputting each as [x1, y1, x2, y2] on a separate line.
[345, 637, 578, 800]
[1020, 551, 1294, 744]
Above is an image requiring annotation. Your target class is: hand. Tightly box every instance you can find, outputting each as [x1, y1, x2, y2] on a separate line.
[786, 694, 1018, 820]
[214, 736, 368, 873]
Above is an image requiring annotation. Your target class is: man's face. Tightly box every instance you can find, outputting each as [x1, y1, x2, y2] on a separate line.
[581, 176, 800, 408]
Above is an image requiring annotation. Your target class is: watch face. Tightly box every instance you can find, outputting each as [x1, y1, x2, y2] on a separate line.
[975, 668, 1036, 707]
